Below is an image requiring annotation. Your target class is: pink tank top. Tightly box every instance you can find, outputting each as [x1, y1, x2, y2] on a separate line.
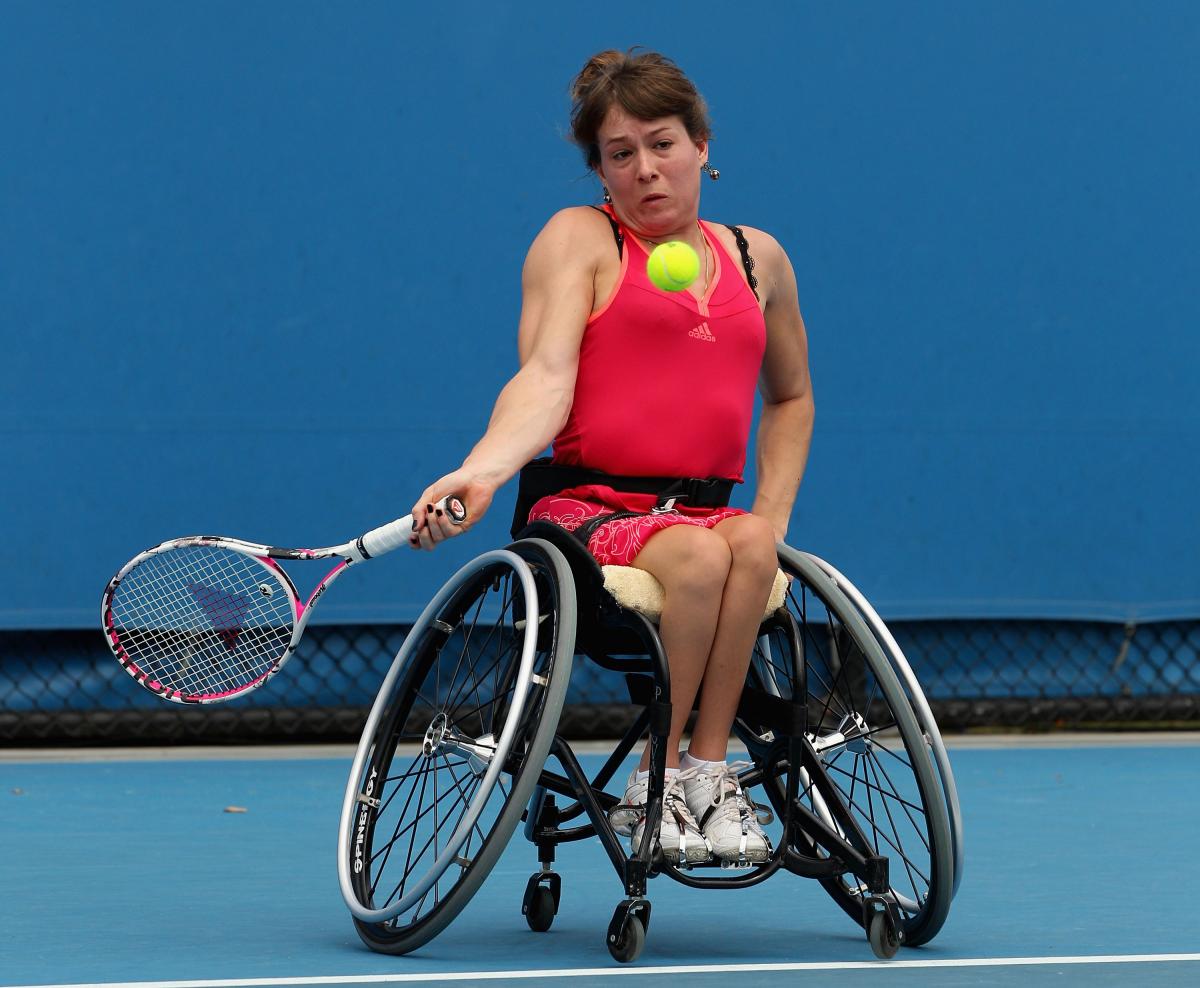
[552, 207, 767, 481]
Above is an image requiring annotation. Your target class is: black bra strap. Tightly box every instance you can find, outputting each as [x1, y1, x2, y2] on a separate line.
[725, 224, 760, 301]
[590, 204, 624, 259]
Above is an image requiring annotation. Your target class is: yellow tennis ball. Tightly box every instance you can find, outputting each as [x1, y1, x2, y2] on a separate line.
[646, 241, 700, 292]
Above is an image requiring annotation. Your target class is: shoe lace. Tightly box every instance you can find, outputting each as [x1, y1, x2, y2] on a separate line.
[704, 761, 772, 827]
[705, 760, 750, 807]
[663, 766, 702, 830]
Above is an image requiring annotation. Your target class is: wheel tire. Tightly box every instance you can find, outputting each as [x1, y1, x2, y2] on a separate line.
[341, 540, 576, 955]
[867, 910, 900, 960]
[607, 914, 645, 964]
[524, 885, 556, 933]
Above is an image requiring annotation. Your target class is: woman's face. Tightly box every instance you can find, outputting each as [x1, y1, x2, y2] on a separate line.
[594, 106, 707, 238]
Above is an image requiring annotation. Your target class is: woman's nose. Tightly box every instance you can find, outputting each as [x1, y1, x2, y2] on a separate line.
[634, 150, 659, 182]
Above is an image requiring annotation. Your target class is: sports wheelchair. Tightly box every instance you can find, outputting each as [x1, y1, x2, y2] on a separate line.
[336, 513, 963, 963]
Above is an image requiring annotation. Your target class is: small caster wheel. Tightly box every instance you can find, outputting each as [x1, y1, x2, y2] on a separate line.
[607, 913, 645, 963]
[524, 885, 556, 933]
[867, 909, 900, 959]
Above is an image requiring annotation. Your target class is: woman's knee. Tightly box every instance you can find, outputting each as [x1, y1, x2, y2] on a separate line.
[721, 515, 780, 582]
[646, 527, 732, 595]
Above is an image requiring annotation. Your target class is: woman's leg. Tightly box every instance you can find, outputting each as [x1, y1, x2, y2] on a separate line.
[686, 513, 780, 760]
[669, 514, 779, 863]
[628, 525, 732, 770]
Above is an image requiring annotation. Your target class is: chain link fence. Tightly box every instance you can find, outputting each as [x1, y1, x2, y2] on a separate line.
[2, 619, 1197, 744]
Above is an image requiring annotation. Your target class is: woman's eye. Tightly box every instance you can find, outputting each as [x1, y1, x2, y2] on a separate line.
[656, 141, 673, 150]
[612, 150, 631, 160]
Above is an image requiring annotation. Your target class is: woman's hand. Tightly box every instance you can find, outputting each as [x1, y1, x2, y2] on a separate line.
[409, 471, 498, 550]
[758, 514, 788, 546]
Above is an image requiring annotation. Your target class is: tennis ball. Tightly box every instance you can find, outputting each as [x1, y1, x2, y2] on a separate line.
[646, 241, 700, 292]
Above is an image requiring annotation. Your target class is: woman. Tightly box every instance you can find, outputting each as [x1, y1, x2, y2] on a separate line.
[410, 49, 814, 866]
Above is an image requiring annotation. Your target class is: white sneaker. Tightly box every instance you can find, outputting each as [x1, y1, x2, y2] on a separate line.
[609, 768, 710, 864]
[683, 761, 772, 865]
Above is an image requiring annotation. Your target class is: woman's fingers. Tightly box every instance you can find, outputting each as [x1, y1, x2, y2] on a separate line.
[409, 500, 448, 550]
[408, 480, 487, 550]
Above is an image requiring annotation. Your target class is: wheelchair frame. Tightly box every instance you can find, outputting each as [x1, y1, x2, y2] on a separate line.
[336, 523, 960, 963]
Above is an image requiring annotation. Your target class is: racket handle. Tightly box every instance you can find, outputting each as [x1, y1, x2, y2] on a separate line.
[358, 495, 467, 559]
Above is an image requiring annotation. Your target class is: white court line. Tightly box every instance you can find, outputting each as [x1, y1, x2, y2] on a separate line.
[8, 954, 1200, 988]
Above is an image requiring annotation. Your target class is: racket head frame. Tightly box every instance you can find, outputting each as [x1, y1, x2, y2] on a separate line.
[100, 497, 462, 705]
[101, 534, 333, 704]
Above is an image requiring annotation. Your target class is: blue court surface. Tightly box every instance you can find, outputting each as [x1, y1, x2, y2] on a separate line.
[2, 737, 1198, 988]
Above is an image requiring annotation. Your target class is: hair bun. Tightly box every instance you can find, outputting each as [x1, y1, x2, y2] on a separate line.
[570, 49, 625, 104]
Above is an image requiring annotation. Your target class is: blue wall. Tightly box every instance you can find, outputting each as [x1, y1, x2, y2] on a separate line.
[2, 1, 1196, 628]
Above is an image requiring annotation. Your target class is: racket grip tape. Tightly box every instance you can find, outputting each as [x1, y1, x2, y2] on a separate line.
[358, 495, 467, 558]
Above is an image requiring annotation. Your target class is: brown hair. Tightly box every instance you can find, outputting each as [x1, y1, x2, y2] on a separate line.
[569, 48, 712, 169]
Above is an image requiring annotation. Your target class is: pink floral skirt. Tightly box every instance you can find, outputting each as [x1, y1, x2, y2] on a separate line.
[528, 484, 746, 566]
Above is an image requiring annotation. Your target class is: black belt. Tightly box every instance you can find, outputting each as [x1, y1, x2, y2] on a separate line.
[510, 458, 737, 538]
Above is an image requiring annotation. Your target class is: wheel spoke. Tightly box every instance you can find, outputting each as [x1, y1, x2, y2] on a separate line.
[376, 755, 470, 828]
[445, 658, 526, 736]
[824, 756, 929, 818]
[438, 751, 493, 860]
[432, 742, 441, 910]
[868, 750, 933, 852]
[864, 752, 925, 909]
[445, 585, 489, 704]
[870, 735, 917, 771]
[368, 756, 433, 897]
[800, 623, 855, 731]
[446, 572, 515, 714]
[381, 758, 433, 905]
[390, 812, 450, 907]
[450, 606, 523, 707]
[824, 775, 932, 885]
[375, 770, 478, 863]
[825, 619, 865, 723]
[790, 588, 838, 730]
[445, 590, 495, 717]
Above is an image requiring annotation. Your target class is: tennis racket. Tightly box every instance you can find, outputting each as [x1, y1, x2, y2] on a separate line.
[101, 496, 466, 704]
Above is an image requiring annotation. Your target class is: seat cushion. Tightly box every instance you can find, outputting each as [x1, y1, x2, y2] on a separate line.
[601, 566, 789, 623]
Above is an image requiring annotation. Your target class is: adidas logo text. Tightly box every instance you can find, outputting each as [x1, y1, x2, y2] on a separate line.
[688, 321, 717, 343]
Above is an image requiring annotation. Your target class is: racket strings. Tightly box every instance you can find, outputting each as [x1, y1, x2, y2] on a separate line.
[108, 545, 296, 698]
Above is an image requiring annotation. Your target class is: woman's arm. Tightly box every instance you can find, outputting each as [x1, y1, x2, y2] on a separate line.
[746, 232, 815, 542]
[411, 209, 601, 543]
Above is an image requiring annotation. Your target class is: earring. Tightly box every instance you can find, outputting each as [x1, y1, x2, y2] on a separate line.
[602, 187, 612, 203]
[702, 161, 720, 181]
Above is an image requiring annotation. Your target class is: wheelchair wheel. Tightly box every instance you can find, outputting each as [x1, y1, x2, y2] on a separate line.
[737, 544, 954, 948]
[336, 539, 575, 954]
[802, 552, 964, 898]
